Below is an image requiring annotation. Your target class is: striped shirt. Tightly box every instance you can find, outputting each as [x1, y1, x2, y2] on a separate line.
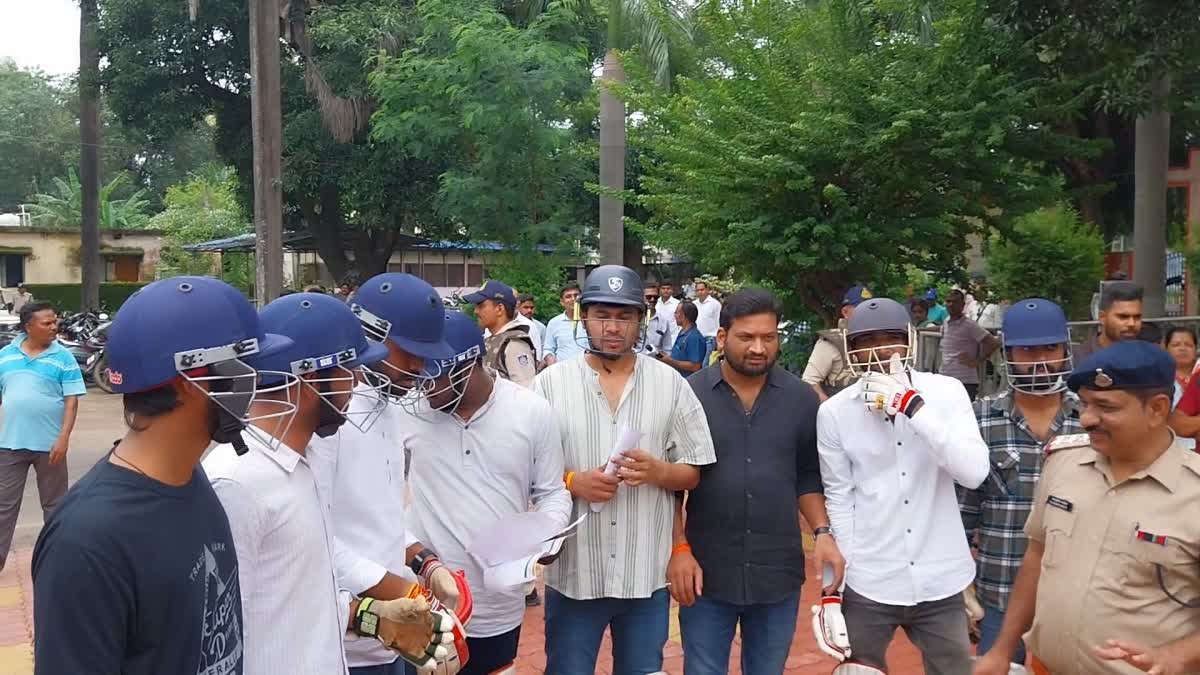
[957, 390, 1083, 611]
[533, 355, 716, 600]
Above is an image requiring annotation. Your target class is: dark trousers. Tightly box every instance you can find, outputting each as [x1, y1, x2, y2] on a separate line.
[543, 586, 670, 675]
[679, 592, 800, 675]
[963, 384, 979, 401]
[0, 449, 67, 569]
[842, 585, 971, 675]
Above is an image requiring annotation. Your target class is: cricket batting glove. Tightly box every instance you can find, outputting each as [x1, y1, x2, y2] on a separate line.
[417, 558, 474, 625]
[361, 596, 454, 669]
[812, 592, 852, 662]
[860, 372, 923, 419]
[406, 574, 472, 673]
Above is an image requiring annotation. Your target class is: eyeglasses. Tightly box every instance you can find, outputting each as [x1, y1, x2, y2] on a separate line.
[645, 295, 659, 301]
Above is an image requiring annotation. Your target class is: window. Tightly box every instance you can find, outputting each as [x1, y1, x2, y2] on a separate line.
[467, 264, 484, 287]
[424, 261, 447, 286]
[0, 255, 25, 287]
[446, 262, 465, 287]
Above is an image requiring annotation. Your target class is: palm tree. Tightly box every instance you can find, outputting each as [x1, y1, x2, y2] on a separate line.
[597, 0, 694, 266]
[29, 170, 151, 230]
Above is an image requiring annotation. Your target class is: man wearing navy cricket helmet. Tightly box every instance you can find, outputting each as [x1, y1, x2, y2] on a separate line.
[31, 276, 295, 675]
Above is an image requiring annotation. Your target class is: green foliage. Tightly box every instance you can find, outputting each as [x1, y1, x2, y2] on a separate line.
[625, 0, 1093, 325]
[480, 250, 574, 323]
[986, 204, 1105, 319]
[369, 0, 599, 244]
[25, 282, 149, 313]
[149, 167, 252, 290]
[0, 62, 76, 212]
[28, 168, 151, 229]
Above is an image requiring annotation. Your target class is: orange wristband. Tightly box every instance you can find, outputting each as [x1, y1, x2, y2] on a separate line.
[671, 543, 691, 556]
[564, 471, 575, 492]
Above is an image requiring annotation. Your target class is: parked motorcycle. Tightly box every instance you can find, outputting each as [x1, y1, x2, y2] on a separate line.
[84, 320, 114, 394]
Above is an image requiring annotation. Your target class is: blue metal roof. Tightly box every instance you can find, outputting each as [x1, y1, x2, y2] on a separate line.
[184, 231, 557, 254]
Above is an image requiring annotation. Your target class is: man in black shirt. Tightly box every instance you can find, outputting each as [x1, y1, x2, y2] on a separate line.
[669, 288, 845, 674]
[31, 276, 295, 675]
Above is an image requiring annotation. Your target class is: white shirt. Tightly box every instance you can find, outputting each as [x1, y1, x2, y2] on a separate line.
[817, 370, 989, 606]
[204, 433, 350, 675]
[533, 355, 716, 600]
[656, 296, 681, 348]
[694, 297, 722, 338]
[403, 376, 572, 637]
[308, 384, 419, 667]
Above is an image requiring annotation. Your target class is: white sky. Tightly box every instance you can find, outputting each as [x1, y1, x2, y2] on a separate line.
[0, 0, 80, 76]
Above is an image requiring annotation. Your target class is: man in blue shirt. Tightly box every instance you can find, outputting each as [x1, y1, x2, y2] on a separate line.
[0, 302, 85, 569]
[542, 283, 583, 366]
[659, 300, 707, 375]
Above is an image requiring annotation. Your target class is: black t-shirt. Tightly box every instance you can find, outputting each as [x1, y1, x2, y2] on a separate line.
[32, 456, 244, 675]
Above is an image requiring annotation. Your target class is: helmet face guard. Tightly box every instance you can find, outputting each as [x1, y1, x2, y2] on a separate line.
[289, 347, 390, 435]
[843, 326, 918, 376]
[574, 309, 647, 358]
[1002, 334, 1073, 396]
[415, 346, 481, 420]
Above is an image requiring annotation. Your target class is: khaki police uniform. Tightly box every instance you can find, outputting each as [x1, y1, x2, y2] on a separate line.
[802, 329, 857, 396]
[1025, 433, 1200, 674]
[484, 318, 537, 388]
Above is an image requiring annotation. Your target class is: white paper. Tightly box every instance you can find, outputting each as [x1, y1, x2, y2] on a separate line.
[592, 427, 642, 512]
[477, 513, 588, 590]
[467, 511, 563, 567]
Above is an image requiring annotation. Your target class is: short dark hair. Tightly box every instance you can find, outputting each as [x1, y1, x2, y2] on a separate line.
[948, 288, 966, 300]
[909, 298, 930, 312]
[494, 299, 515, 320]
[123, 386, 183, 430]
[1132, 386, 1175, 404]
[1137, 322, 1162, 344]
[719, 287, 781, 330]
[559, 283, 580, 298]
[679, 300, 699, 324]
[1100, 281, 1143, 310]
[19, 301, 54, 332]
[517, 293, 535, 305]
[1165, 325, 1198, 348]
[659, 280, 674, 289]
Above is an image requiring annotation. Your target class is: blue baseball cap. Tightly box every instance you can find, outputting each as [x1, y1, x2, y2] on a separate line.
[924, 288, 939, 302]
[1002, 298, 1069, 347]
[1067, 341, 1175, 392]
[105, 276, 293, 393]
[255, 293, 390, 384]
[842, 285, 873, 307]
[351, 273, 454, 361]
[463, 280, 516, 307]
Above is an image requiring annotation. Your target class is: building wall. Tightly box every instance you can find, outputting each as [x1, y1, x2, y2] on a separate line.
[0, 228, 164, 285]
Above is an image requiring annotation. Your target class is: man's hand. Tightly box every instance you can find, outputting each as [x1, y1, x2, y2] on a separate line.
[1096, 639, 1189, 674]
[812, 532, 845, 594]
[617, 449, 665, 487]
[48, 437, 68, 466]
[666, 548, 703, 606]
[972, 651, 1016, 675]
[571, 465, 620, 503]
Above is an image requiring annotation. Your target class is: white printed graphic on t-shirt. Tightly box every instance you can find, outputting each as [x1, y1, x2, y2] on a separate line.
[196, 545, 243, 675]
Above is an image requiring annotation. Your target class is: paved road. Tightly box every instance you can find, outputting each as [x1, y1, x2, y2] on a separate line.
[11, 391, 124, 549]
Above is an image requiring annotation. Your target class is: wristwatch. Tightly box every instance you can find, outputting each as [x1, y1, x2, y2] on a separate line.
[813, 526, 834, 538]
[354, 597, 380, 638]
[409, 547, 439, 577]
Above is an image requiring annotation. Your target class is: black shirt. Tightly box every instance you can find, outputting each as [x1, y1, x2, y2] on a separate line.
[32, 457, 244, 675]
[685, 364, 822, 605]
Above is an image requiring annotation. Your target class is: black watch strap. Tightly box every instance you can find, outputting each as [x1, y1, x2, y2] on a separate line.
[409, 547, 438, 577]
[813, 526, 833, 538]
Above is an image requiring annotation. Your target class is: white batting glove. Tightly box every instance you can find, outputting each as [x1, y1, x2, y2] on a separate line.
[419, 559, 462, 613]
[860, 372, 923, 419]
[812, 592, 852, 662]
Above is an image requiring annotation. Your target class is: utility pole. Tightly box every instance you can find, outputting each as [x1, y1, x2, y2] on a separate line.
[248, 0, 283, 305]
[79, 0, 101, 311]
[1133, 75, 1171, 318]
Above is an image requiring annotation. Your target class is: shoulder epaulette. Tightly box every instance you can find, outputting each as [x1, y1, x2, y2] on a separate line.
[1044, 433, 1090, 456]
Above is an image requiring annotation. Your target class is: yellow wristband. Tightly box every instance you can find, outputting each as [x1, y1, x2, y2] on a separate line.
[564, 471, 576, 492]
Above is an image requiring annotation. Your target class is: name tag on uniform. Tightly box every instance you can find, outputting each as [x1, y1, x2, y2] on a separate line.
[1047, 495, 1074, 512]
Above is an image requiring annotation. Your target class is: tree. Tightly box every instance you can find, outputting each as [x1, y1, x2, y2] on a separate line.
[0, 62, 77, 213]
[986, 204, 1105, 319]
[627, 0, 1091, 324]
[80, 0, 103, 311]
[28, 169, 151, 230]
[152, 167, 252, 289]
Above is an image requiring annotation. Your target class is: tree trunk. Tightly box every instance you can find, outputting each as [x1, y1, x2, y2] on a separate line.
[79, 0, 102, 311]
[249, 0, 284, 305]
[1133, 75, 1171, 318]
[599, 48, 626, 266]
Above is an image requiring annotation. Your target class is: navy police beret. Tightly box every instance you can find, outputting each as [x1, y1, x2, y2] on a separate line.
[1067, 340, 1175, 392]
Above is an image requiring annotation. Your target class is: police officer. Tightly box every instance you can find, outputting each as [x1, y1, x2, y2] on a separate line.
[464, 280, 537, 387]
[803, 285, 871, 401]
[974, 341, 1200, 675]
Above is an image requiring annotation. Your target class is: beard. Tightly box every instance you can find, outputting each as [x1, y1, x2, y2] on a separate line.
[725, 352, 777, 377]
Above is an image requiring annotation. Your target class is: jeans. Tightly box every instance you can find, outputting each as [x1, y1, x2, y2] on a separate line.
[703, 336, 717, 366]
[841, 585, 971, 675]
[352, 660, 406, 675]
[678, 592, 801, 675]
[543, 586, 670, 675]
[978, 607, 1027, 665]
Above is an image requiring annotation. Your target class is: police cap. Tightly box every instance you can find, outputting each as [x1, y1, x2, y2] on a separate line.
[1066, 340, 1174, 392]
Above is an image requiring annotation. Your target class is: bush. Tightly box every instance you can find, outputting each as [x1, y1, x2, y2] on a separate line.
[480, 250, 574, 323]
[24, 283, 149, 313]
[986, 204, 1105, 320]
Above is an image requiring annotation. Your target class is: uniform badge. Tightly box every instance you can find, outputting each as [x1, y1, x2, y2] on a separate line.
[1094, 369, 1113, 388]
[1135, 525, 1169, 546]
[518, 354, 530, 366]
[1047, 495, 1074, 512]
[1044, 433, 1090, 455]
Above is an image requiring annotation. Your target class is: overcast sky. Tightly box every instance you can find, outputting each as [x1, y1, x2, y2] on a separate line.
[0, 0, 80, 76]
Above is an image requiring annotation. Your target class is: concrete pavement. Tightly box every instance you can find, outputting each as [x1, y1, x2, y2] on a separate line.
[0, 393, 928, 674]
